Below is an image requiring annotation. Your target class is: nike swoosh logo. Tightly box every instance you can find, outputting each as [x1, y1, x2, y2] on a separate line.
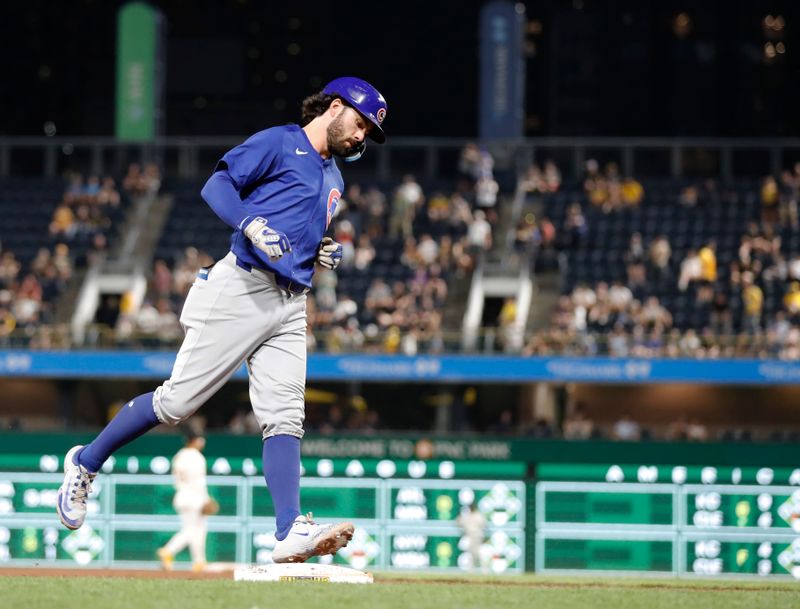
[295, 148, 309, 155]
[292, 531, 310, 536]
[57, 489, 80, 528]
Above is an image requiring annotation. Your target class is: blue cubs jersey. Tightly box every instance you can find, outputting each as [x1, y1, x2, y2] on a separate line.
[216, 124, 344, 289]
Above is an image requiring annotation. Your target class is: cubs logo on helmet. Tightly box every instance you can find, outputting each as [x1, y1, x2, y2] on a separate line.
[323, 76, 387, 144]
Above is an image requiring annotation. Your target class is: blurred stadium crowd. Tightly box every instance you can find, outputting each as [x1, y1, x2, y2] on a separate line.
[3, 144, 800, 363]
[519, 161, 800, 360]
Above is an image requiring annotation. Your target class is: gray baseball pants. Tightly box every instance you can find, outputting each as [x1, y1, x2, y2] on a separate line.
[152, 252, 307, 439]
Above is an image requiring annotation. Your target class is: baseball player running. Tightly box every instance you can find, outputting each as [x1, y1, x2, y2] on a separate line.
[56, 77, 388, 564]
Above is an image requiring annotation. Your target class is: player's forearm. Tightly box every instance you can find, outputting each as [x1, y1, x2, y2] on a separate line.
[200, 171, 250, 230]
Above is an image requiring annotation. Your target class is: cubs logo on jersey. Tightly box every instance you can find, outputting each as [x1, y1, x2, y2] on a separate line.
[326, 188, 341, 229]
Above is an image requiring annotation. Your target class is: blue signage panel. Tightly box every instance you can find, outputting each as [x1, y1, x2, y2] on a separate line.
[1, 351, 800, 384]
[479, 0, 525, 139]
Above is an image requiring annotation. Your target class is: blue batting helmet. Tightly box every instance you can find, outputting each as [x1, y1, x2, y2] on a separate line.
[323, 77, 387, 144]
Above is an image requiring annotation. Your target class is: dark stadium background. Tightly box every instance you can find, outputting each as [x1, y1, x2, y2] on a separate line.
[2, 0, 800, 138]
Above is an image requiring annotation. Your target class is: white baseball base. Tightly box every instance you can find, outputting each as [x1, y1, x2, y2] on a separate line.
[233, 563, 374, 584]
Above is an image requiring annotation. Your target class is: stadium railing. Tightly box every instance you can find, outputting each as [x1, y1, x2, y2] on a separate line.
[3, 136, 800, 180]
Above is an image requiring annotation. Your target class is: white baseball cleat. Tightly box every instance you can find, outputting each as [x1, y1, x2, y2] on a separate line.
[272, 513, 354, 564]
[56, 445, 97, 530]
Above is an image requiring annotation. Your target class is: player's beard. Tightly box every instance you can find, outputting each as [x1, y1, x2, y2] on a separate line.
[327, 112, 353, 158]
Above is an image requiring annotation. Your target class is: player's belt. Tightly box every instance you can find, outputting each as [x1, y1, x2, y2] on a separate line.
[234, 256, 310, 295]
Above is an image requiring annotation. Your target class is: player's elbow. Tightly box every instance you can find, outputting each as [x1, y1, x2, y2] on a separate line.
[200, 174, 219, 204]
[200, 175, 225, 215]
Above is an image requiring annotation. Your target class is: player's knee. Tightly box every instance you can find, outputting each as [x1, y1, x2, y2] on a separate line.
[262, 420, 305, 440]
[260, 404, 305, 439]
[153, 383, 203, 426]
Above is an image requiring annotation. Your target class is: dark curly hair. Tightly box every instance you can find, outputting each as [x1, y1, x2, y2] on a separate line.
[300, 92, 337, 126]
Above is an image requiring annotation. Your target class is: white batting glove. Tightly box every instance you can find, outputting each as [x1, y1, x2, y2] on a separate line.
[317, 237, 343, 270]
[242, 217, 291, 261]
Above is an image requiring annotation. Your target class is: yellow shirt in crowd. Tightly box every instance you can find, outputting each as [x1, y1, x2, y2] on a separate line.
[621, 178, 644, 206]
[784, 284, 800, 313]
[743, 285, 763, 316]
[761, 179, 778, 206]
[698, 247, 717, 282]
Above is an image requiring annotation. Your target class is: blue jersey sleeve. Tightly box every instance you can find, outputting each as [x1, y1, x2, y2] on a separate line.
[218, 128, 283, 190]
[200, 172, 249, 230]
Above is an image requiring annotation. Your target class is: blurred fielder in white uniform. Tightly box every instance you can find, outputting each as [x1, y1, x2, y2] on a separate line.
[457, 501, 487, 571]
[157, 433, 214, 571]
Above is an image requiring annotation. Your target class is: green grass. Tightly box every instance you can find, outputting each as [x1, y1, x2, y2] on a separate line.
[5, 573, 800, 609]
